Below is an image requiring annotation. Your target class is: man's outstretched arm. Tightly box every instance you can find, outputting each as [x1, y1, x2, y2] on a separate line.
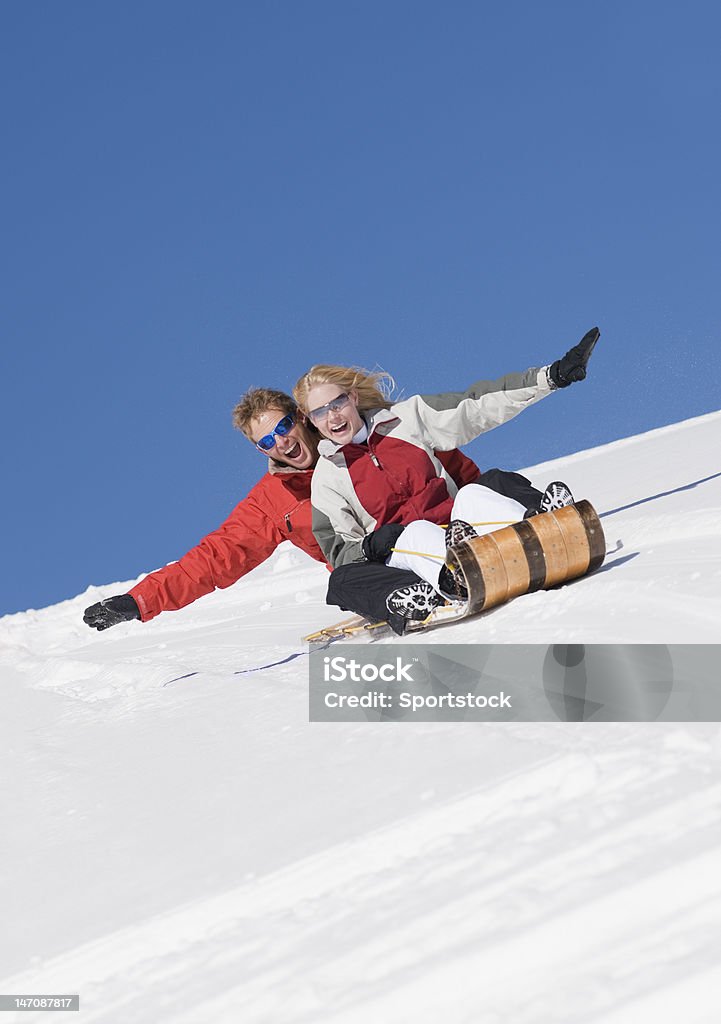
[84, 496, 283, 630]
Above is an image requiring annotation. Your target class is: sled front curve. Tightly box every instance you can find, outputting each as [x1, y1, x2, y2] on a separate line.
[448, 500, 606, 616]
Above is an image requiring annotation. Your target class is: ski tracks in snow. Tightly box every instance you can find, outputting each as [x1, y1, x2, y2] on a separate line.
[3, 728, 720, 1023]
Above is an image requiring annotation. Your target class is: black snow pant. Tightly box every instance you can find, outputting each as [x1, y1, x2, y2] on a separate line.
[326, 562, 423, 636]
[476, 467, 543, 513]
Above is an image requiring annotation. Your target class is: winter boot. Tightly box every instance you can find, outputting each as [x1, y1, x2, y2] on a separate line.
[386, 582, 444, 624]
[441, 520, 478, 599]
[539, 481, 575, 513]
[445, 519, 479, 549]
[525, 481, 575, 518]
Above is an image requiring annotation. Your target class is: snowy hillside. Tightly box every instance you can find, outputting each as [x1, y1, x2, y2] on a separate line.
[1, 410, 720, 1023]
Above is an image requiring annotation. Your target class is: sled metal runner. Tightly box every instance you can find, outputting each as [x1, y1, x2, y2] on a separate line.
[303, 500, 605, 641]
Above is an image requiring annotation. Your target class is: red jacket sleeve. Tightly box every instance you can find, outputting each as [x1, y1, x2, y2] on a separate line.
[129, 497, 283, 621]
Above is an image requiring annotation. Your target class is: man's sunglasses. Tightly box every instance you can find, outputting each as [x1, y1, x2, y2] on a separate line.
[308, 392, 351, 424]
[255, 413, 296, 453]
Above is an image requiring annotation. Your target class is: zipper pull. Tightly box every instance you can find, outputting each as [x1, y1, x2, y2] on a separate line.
[370, 452, 382, 469]
[285, 513, 293, 533]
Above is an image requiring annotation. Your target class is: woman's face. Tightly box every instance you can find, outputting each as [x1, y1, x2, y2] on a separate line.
[305, 384, 364, 445]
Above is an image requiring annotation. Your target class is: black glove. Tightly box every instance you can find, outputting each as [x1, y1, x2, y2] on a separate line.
[548, 327, 600, 388]
[362, 524, 405, 562]
[83, 594, 141, 631]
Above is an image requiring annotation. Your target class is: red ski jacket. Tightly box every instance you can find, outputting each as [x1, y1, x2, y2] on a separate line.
[129, 449, 481, 622]
[130, 465, 321, 622]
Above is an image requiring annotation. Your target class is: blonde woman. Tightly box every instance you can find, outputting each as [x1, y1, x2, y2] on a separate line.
[294, 328, 599, 631]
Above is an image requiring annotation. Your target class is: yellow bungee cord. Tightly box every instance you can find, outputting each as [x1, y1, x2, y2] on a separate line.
[390, 520, 516, 560]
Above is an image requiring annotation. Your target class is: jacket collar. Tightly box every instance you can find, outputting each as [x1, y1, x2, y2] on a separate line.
[267, 458, 314, 476]
[317, 406, 400, 457]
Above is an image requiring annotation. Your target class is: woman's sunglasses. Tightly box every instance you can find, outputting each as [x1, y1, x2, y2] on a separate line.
[255, 413, 296, 453]
[308, 392, 351, 424]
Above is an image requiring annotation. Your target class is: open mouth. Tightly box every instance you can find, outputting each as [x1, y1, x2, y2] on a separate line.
[330, 422, 349, 436]
[283, 440, 302, 459]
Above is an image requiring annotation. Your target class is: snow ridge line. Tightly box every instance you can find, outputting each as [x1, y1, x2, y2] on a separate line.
[521, 407, 721, 477]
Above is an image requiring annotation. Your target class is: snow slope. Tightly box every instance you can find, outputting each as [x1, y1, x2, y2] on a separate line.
[1, 410, 720, 1023]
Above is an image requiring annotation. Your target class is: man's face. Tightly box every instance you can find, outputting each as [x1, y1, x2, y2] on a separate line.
[248, 407, 319, 470]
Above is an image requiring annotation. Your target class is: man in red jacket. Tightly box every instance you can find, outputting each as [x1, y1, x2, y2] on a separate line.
[83, 386, 535, 631]
[83, 388, 327, 630]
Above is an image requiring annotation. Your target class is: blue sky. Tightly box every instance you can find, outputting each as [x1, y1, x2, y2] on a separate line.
[2, 1, 719, 616]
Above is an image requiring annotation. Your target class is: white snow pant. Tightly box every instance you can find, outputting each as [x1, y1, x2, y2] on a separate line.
[387, 484, 526, 592]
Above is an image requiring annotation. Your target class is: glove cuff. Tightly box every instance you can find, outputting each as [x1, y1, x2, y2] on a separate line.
[109, 594, 142, 619]
[547, 362, 568, 389]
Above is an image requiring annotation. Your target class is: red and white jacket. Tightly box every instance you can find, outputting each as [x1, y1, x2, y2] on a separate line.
[129, 450, 482, 621]
[311, 366, 555, 566]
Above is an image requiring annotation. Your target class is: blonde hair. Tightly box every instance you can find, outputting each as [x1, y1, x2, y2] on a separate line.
[293, 365, 395, 414]
[232, 387, 297, 438]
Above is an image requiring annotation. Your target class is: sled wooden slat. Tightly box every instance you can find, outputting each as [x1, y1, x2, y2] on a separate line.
[451, 499, 605, 616]
[575, 499, 607, 572]
[304, 615, 371, 642]
[488, 524, 531, 599]
[528, 511, 569, 587]
[553, 504, 595, 579]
